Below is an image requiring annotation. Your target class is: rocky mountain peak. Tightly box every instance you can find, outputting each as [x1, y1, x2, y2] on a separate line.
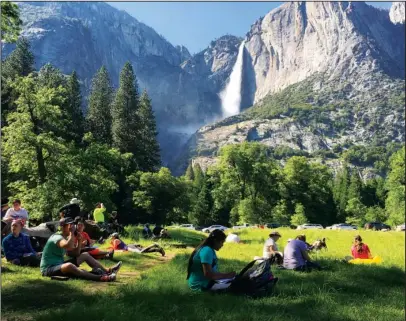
[390, 2, 405, 24]
[175, 45, 191, 63]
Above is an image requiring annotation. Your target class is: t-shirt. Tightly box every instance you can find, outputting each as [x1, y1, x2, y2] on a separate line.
[153, 226, 163, 236]
[2, 233, 36, 261]
[263, 238, 278, 258]
[283, 239, 308, 269]
[226, 234, 241, 243]
[4, 208, 29, 225]
[40, 233, 66, 272]
[93, 208, 106, 223]
[110, 239, 127, 250]
[188, 246, 218, 291]
[351, 244, 371, 259]
[81, 231, 92, 246]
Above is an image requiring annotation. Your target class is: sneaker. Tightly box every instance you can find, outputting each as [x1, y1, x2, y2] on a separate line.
[110, 261, 122, 274]
[91, 268, 106, 276]
[98, 237, 105, 244]
[159, 248, 166, 257]
[100, 273, 116, 282]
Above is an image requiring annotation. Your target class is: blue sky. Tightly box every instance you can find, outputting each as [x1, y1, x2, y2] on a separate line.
[108, 2, 393, 54]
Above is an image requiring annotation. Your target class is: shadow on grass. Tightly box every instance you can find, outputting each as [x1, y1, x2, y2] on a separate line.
[2, 252, 404, 321]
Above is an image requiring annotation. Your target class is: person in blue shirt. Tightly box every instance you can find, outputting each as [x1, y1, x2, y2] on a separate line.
[187, 229, 236, 292]
[2, 219, 41, 267]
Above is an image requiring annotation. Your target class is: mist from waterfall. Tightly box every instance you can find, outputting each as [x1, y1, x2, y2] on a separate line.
[220, 40, 246, 118]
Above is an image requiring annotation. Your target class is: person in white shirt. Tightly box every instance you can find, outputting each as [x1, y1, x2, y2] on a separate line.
[262, 231, 283, 265]
[2, 199, 29, 236]
[225, 233, 241, 243]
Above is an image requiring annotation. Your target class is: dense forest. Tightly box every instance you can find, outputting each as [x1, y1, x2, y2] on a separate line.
[1, 3, 404, 227]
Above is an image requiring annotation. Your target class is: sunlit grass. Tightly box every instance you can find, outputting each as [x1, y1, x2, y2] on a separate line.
[2, 227, 404, 321]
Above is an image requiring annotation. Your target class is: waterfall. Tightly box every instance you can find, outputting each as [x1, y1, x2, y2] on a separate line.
[220, 40, 246, 118]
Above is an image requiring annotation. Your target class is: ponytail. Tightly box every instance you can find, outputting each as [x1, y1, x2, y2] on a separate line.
[186, 229, 226, 280]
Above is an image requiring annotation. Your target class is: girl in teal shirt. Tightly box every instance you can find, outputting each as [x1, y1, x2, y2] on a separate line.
[187, 229, 236, 291]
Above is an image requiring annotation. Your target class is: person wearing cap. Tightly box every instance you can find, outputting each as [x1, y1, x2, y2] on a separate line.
[40, 217, 122, 282]
[2, 219, 40, 266]
[58, 198, 82, 220]
[262, 231, 283, 265]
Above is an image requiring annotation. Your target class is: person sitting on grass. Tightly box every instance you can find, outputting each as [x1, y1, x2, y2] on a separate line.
[2, 219, 41, 267]
[66, 219, 114, 260]
[142, 224, 152, 239]
[187, 229, 236, 292]
[283, 234, 322, 272]
[2, 199, 29, 236]
[40, 217, 121, 282]
[262, 231, 283, 265]
[109, 233, 165, 256]
[351, 235, 372, 259]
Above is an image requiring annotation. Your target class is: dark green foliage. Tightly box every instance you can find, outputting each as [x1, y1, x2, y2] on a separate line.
[86, 66, 114, 145]
[137, 90, 161, 171]
[112, 62, 141, 169]
[65, 71, 85, 144]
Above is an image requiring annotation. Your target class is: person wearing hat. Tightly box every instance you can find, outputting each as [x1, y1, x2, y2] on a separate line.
[2, 219, 40, 267]
[40, 217, 122, 282]
[263, 231, 282, 259]
[58, 198, 82, 220]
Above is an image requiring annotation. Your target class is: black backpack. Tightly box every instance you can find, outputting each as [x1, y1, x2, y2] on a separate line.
[229, 257, 278, 297]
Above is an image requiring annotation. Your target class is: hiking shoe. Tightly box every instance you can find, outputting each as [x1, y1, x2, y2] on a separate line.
[159, 248, 166, 257]
[110, 261, 122, 274]
[100, 273, 116, 282]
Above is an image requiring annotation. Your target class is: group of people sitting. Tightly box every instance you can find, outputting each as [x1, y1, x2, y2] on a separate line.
[1, 197, 169, 282]
[186, 230, 375, 292]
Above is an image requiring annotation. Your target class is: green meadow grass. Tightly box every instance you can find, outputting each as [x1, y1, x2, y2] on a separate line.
[1, 228, 405, 321]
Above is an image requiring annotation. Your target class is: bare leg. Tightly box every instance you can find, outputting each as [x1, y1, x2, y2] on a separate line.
[76, 252, 108, 272]
[60, 262, 102, 281]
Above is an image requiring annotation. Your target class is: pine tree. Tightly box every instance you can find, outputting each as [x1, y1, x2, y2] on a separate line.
[333, 164, 350, 220]
[37, 63, 66, 88]
[193, 163, 205, 188]
[185, 162, 195, 180]
[66, 71, 85, 144]
[2, 37, 35, 124]
[86, 66, 114, 145]
[347, 169, 363, 201]
[138, 90, 160, 171]
[112, 62, 141, 168]
[1, 2, 22, 43]
[190, 178, 211, 226]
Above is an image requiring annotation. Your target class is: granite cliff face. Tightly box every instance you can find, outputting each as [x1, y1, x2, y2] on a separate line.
[2, 2, 241, 164]
[2, 2, 404, 170]
[390, 2, 405, 24]
[243, 1, 404, 104]
[172, 2, 405, 175]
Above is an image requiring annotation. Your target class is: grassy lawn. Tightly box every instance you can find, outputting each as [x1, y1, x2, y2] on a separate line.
[2, 228, 405, 321]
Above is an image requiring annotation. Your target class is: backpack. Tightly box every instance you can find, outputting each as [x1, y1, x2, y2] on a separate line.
[229, 257, 278, 297]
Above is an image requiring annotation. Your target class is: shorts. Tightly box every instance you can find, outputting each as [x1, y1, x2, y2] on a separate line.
[41, 257, 79, 277]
